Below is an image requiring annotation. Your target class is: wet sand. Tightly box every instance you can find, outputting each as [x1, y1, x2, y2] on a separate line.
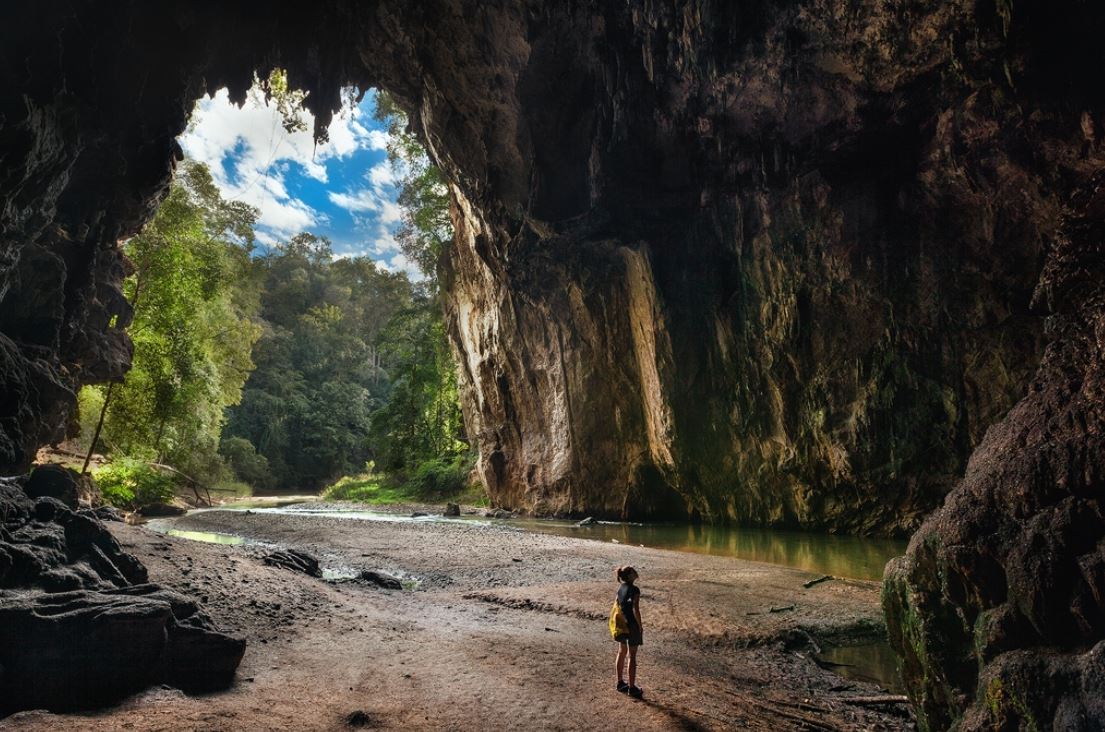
[1, 508, 915, 731]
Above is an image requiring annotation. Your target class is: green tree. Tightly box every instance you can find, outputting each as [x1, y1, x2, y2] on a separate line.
[223, 237, 413, 490]
[83, 160, 262, 486]
[373, 92, 453, 280]
[367, 92, 472, 485]
[369, 298, 466, 471]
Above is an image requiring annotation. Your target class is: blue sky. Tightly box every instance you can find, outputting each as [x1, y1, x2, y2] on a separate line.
[179, 87, 418, 277]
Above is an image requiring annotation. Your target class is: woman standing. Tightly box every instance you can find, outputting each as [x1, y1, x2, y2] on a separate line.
[613, 566, 644, 698]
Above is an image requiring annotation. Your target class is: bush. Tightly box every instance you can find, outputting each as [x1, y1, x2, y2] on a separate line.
[322, 454, 482, 505]
[403, 455, 472, 498]
[93, 458, 176, 510]
[322, 474, 394, 503]
[219, 436, 271, 489]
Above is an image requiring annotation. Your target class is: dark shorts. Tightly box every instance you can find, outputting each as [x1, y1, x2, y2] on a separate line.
[615, 628, 643, 647]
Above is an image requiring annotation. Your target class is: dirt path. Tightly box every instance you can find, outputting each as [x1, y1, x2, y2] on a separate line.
[1, 509, 914, 731]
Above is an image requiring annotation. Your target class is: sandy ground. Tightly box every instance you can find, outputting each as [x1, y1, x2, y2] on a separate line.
[1, 508, 915, 731]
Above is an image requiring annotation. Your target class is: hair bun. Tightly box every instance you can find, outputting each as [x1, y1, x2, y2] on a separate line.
[615, 565, 636, 582]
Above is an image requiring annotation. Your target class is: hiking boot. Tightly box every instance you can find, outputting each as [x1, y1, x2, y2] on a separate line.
[628, 685, 644, 699]
[616, 681, 629, 694]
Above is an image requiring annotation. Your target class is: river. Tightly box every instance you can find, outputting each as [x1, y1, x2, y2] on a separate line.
[149, 502, 908, 693]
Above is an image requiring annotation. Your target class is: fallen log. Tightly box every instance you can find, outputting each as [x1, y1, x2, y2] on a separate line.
[841, 695, 910, 705]
[803, 574, 833, 588]
[769, 604, 796, 613]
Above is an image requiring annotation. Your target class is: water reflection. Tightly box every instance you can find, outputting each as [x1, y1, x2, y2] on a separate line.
[512, 520, 905, 581]
[165, 529, 245, 545]
[818, 641, 905, 693]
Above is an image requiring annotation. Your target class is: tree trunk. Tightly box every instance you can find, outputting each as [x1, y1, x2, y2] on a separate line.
[81, 382, 115, 474]
[153, 416, 167, 456]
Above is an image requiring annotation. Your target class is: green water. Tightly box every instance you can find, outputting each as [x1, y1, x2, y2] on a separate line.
[511, 520, 905, 582]
[199, 505, 905, 581]
[165, 528, 245, 545]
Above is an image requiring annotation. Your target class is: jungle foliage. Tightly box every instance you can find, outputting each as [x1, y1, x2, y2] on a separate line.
[79, 88, 474, 505]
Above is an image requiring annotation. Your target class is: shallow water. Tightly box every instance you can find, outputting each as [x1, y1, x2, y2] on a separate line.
[819, 640, 904, 694]
[204, 505, 904, 581]
[509, 519, 905, 582]
[164, 528, 245, 545]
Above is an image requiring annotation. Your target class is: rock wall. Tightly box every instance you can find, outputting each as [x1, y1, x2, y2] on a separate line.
[428, 2, 1056, 534]
[883, 171, 1105, 730]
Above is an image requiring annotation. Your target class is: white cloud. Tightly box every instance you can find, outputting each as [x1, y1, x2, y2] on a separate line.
[327, 189, 380, 213]
[372, 228, 401, 254]
[179, 86, 377, 240]
[366, 129, 389, 151]
[367, 161, 396, 188]
[328, 159, 402, 225]
[378, 251, 423, 280]
[379, 200, 402, 225]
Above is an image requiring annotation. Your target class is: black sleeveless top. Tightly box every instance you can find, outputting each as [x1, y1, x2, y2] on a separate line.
[617, 582, 640, 628]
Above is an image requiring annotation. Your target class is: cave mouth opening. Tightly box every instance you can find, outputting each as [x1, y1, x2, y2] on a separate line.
[59, 70, 475, 513]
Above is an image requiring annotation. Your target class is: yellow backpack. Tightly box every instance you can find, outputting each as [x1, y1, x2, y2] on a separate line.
[609, 597, 629, 638]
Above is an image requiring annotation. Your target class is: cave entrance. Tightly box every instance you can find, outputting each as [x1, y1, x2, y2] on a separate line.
[68, 72, 474, 516]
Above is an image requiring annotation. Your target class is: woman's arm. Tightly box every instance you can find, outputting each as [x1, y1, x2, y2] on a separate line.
[633, 590, 643, 629]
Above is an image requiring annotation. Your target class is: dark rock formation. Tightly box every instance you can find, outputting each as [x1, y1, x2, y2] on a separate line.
[24, 463, 82, 508]
[2, 1, 1105, 724]
[263, 549, 322, 578]
[138, 501, 187, 518]
[883, 173, 1105, 730]
[0, 475, 245, 715]
[355, 570, 403, 590]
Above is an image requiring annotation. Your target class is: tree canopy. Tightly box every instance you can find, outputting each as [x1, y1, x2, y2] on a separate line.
[79, 88, 474, 504]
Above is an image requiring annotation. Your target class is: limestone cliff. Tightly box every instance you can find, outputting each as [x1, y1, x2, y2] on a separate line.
[428, 2, 1054, 535]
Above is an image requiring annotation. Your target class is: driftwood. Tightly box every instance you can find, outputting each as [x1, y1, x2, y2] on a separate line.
[147, 462, 212, 506]
[769, 604, 796, 613]
[841, 695, 910, 705]
[803, 574, 834, 589]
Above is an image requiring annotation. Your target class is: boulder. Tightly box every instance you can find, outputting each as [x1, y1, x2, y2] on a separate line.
[0, 475, 245, 715]
[0, 586, 245, 712]
[24, 464, 80, 508]
[263, 549, 322, 577]
[443, 503, 460, 517]
[80, 505, 123, 523]
[138, 502, 187, 518]
[356, 570, 402, 590]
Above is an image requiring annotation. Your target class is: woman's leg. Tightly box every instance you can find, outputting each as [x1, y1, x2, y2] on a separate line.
[616, 641, 628, 684]
[627, 645, 638, 688]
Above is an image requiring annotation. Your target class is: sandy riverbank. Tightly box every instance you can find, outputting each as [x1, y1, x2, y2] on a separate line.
[1, 508, 914, 731]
